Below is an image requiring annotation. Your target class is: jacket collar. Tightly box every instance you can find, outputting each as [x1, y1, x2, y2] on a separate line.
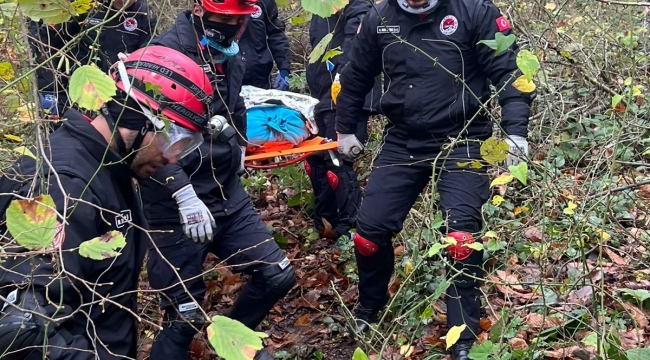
[61, 109, 126, 168]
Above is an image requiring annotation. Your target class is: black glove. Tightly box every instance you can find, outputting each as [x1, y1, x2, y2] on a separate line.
[0, 289, 73, 360]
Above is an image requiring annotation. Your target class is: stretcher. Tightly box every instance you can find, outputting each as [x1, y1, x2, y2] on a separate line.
[240, 85, 339, 169]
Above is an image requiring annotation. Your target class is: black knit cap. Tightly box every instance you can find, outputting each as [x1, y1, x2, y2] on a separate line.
[103, 93, 151, 131]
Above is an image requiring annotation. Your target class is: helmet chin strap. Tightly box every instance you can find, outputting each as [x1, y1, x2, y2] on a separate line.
[102, 55, 161, 166]
[398, 0, 438, 14]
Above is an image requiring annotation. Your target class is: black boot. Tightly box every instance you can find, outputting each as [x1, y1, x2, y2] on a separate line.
[353, 304, 380, 334]
[450, 340, 474, 360]
[254, 348, 274, 360]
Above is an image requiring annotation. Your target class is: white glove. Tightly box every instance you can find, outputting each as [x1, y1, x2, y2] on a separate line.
[173, 185, 215, 243]
[337, 133, 364, 162]
[505, 135, 529, 166]
[237, 146, 246, 173]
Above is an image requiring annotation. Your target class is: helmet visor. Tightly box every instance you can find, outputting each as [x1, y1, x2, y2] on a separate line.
[152, 122, 203, 161]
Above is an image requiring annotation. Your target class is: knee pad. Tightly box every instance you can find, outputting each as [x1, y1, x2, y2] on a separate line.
[326, 171, 338, 190]
[446, 231, 476, 261]
[304, 161, 312, 177]
[254, 259, 297, 298]
[353, 232, 379, 256]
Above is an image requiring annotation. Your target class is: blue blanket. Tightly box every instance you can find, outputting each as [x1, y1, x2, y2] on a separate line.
[246, 105, 310, 146]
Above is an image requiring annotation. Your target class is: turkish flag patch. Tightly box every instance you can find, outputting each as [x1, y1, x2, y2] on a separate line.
[496, 16, 511, 31]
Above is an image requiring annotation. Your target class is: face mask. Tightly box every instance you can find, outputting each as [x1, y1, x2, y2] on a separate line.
[192, 14, 241, 46]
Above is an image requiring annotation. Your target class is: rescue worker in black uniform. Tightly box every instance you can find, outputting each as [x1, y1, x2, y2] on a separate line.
[239, 0, 291, 90]
[29, 0, 156, 119]
[0, 46, 215, 360]
[138, 1, 296, 359]
[334, 0, 535, 358]
[304, 0, 381, 240]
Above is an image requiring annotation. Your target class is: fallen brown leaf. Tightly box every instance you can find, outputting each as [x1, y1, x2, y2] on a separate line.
[294, 313, 311, 327]
[509, 337, 528, 350]
[524, 312, 563, 330]
[479, 318, 492, 331]
[604, 248, 629, 266]
[525, 227, 543, 242]
[394, 245, 405, 255]
[618, 302, 649, 328]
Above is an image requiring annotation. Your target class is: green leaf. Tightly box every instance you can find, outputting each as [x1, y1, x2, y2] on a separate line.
[428, 243, 446, 257]
[420, 306, 433, 320]
[6, 195, 58, 250]
[477, 32, 516, 57]
[508, 162, 528, 185]
[302, 0, 348, 18]
[490, 173, 514, 187]
[486, 238, 506, 252]
[432, 211, 444, 229]
[352, 348, 370, 360]
[480, 137, 509, 164]
[516, 50, 540, 81]
[612, 94, 624, 109]
[69, 65, 117, 111]
[290, 11, 312, 25]
[581, 332, 598, 347]
[626, 348, 650, 360]
[322, 48, 342, 62]
[308, 33, 334, 64]
[620, 288, 650, 302]
[207, 315, 268, 360]
[432, 279, 450, 300]
[17, 0, 72, 24]
[79, 230, 127, 260]
[463, 242, 484, 251]
[276, 0, 291, 9]
[468, 340, 498, 360]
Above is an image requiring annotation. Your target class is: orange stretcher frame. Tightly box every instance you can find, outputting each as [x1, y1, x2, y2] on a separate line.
[244, 136, 338, 169]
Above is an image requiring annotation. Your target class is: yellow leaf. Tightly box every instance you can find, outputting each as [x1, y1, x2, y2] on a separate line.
[512, 75, 536, 93]
[563, 201, 577, 215]
[513, 206, 529, 216]
[544, 2, 556, 10]
[4, 134, 22, 142]
[490, 173, 514, 187]
[569, 16, 583, 25]
[0, 62, 15, 81]
[470, 160, 483, 169]
[446, 324, 467, 349]
[70, 0, 94, 15]
[444, 236, 457, 245]
[632, 85, 644, 97]
[404, 261, 414, 276]
[492, 195, 505, 206]
[400, 345, 414, 357]
[595, 228, 611, 241]
[331, 74, 341, 104]
[13, 146, 36, 160]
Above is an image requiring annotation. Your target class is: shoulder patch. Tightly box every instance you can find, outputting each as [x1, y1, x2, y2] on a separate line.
[251, 5, 262, 18]
[495, 16, 510, 31]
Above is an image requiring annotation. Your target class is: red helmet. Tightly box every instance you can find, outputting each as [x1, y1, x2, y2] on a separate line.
[111, 45, 213, 132]
[199, 0, 258, 15]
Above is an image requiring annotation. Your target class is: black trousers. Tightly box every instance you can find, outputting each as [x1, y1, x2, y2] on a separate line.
[354, 139, 490, 341]
[305, 110, 368, 237]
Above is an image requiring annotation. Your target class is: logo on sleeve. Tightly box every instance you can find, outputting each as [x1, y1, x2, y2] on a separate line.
[115, 209, 133, 228]
[495, 16, 510, 31]
[440, 15, 458, 36]
[251, 5, 262, 18]
[377, 25, 400, 34]
[124, 17, 138, 31]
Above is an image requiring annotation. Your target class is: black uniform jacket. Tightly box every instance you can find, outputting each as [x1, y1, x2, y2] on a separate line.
[0, 109, 148, 359]
[239, 0, 291, 88]
[336, 0, 535, 149]
[31, 0, 156, 93]
[138, 11, 250, 228]
[306, 0, 382, 115]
